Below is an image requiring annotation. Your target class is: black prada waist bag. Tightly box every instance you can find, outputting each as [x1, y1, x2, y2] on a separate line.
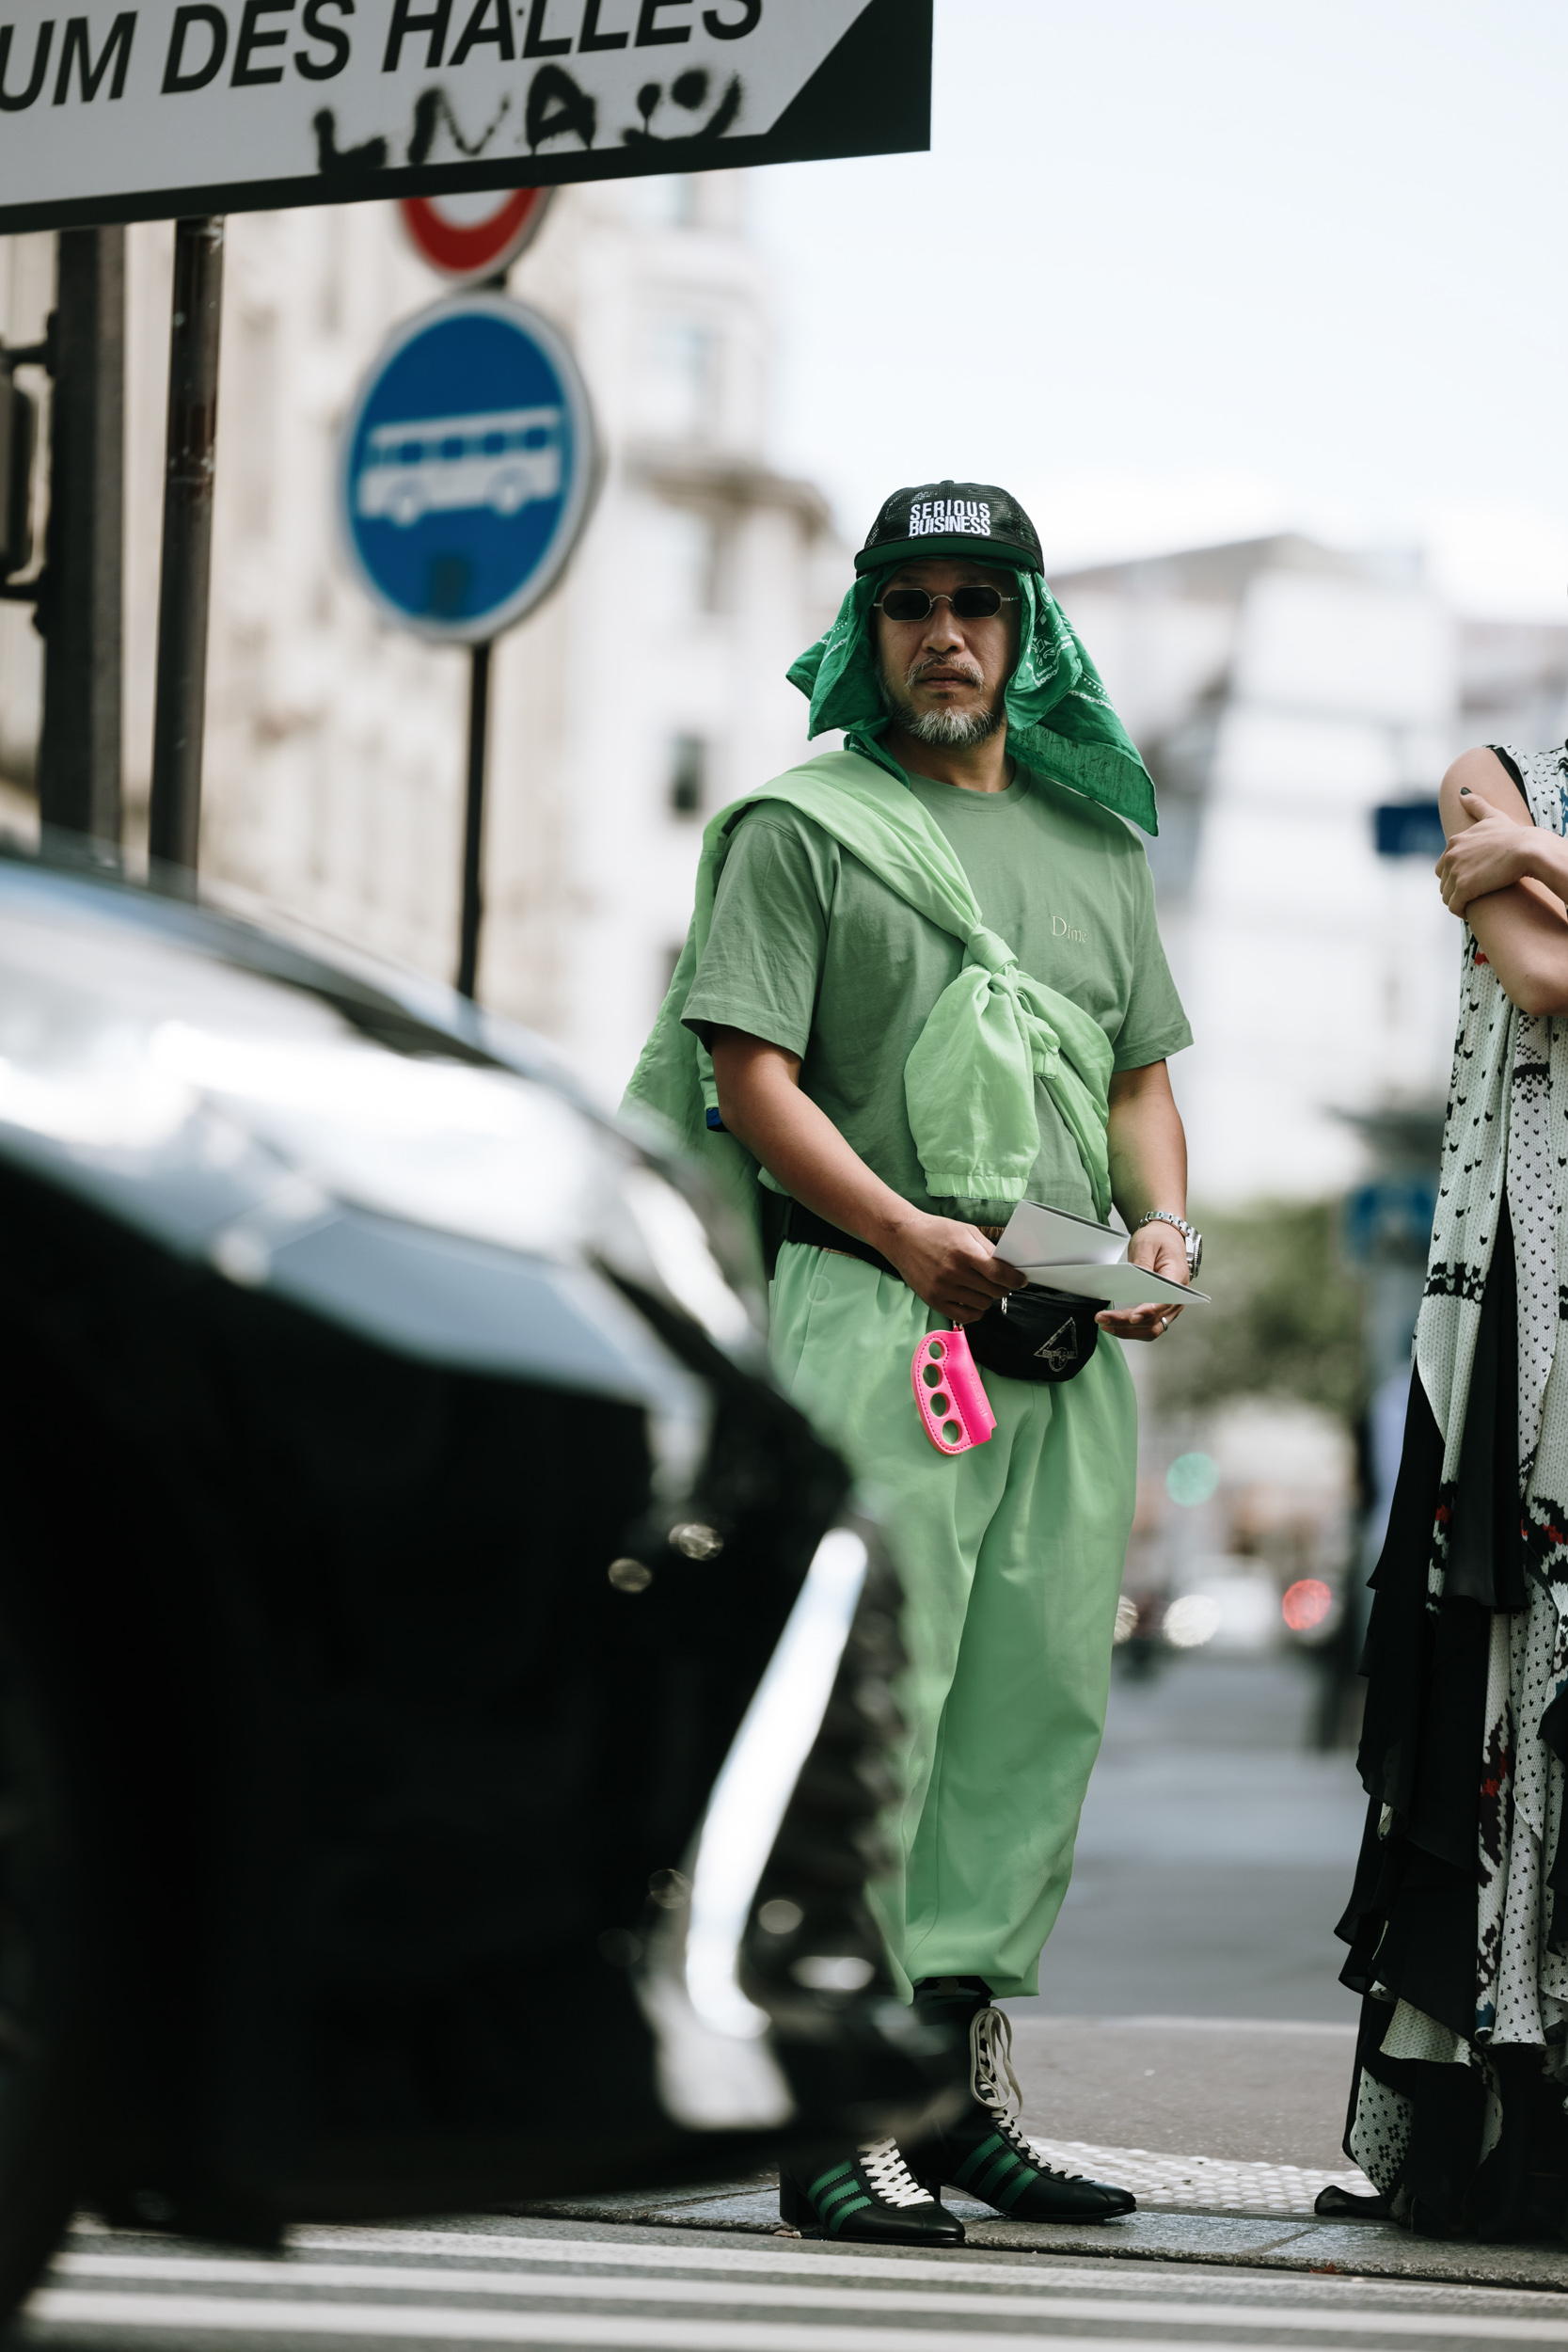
[779, 1202, 1105, 1386]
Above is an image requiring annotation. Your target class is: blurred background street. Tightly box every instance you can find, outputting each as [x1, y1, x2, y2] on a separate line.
[1009, 1649, 1368, 2177]
[1038, 1654, 1366, 2026]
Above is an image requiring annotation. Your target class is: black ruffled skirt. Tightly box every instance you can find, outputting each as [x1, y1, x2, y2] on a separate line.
[1333, 1200, 1568, 2237]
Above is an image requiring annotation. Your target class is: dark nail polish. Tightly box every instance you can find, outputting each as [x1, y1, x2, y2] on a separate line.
[1460, 787, 1471, 796]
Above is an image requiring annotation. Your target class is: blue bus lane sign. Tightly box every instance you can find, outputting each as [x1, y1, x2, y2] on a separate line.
[339, 295, 599, 645]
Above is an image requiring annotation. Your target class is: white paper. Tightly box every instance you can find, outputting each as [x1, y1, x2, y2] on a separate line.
[994, 1200, 1127, 1270]
[1011, 1261, 1210, 1308]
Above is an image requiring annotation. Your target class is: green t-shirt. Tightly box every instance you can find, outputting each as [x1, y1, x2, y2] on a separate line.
[681, 761, 1191, 1226]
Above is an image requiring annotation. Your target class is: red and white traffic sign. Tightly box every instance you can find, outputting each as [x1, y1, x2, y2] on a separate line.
[400, 191, 556, 288]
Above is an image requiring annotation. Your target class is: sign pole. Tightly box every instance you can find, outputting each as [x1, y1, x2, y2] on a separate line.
[456, 642, 491, 1001]
[148, 216, 225, 893]
[37, 226, 124, 862]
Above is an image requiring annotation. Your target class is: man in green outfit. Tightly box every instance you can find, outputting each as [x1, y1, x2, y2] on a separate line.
[626, 483, 1195, 2247]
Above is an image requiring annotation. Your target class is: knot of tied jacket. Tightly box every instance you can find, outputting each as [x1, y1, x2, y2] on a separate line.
[963, 925, 1016, 977]
[960, 925, 1060, 1079]
[903, 915, 1113, 1216]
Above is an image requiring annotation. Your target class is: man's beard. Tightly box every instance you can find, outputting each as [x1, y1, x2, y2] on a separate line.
[879, 657, 1006, 749]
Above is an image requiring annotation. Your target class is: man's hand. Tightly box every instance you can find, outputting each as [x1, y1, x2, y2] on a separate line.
[1096, 1216, 1189, 1343]
[882, 1211, 1026, 1325]
[710, 1029, 1026, 1323]
[1435, 783, 1530, 917]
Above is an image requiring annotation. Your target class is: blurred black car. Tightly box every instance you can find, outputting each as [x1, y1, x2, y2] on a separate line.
[0, 854, 956, 2316]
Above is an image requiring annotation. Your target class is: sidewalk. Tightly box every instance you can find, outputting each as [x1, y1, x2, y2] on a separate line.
[515, 2176, 1568, 2291]
[514, 2014, 1568, 2288]
[519, 1661, 1568, 2289]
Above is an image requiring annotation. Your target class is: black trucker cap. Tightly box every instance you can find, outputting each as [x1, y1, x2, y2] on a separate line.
[854, 479, 1044, 576]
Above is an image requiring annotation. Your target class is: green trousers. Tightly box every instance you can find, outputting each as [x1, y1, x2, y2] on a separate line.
[768, 1242, 1137, 2000]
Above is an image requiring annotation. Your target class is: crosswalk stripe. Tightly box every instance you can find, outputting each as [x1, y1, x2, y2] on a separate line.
[162, 2232, 1568, 2332]
[278, 2225, 1528, 2319]
[20, 2290, 1408, 2352]
[43, 2252, 1568, 2343]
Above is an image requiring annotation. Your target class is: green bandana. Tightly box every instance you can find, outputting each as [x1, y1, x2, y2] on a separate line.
[785, 571, 1158, 836]
[622, 748, 1115, 1266]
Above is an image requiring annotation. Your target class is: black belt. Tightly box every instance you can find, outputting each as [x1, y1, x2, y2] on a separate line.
[779, 1200, 1007, 1278]
[780, 1200, 899, 1277]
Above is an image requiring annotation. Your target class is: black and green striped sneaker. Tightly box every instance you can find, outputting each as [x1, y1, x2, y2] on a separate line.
[779, 2139, 964, 2245]
[908, 1984, 1135, 2223]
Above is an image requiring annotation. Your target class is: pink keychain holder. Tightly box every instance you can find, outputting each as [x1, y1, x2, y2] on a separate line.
[911, 1325, 997, 1455]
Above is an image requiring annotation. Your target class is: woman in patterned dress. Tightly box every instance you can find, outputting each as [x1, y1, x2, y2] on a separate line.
[1329, 742, 1568, 2238]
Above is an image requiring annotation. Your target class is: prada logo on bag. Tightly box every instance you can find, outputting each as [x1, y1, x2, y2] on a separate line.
[1035, 1319, 1080, 1374]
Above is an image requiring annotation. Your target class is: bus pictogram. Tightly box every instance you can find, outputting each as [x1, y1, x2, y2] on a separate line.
[356, 406, 564, 528]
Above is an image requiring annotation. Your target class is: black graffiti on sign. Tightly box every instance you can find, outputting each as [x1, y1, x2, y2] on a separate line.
[311, 104, 386, 172]
[524, 60, 594, 149]
[407, 81, 510, 163]
[314, 73, 550, 175]
[624, 63, 739, 142]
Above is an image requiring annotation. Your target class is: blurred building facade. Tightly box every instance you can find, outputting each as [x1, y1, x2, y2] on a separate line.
[1053, 536, 1568, 1204]
[0, 178, 846, 1108]
[1, 217, 1566, 1181]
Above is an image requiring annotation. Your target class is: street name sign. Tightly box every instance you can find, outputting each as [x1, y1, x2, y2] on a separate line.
[401, 186, 555, 280]
[0, 0, 930, 233]
[338, 292, 599, 644]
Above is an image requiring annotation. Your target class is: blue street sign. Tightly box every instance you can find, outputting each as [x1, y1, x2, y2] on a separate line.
[338, 295, 598, 646]
[1342, 1175, 1438, 1266]
[1373, 800, 1445, 859]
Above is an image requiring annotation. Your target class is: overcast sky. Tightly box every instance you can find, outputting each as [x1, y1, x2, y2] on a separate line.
[749, 0, 1568, 616]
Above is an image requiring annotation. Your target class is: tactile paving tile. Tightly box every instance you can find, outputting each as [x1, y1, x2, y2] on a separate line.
[1027, 2136, 1376, 2216]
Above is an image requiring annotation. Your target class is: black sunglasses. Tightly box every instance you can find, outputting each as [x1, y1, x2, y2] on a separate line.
[873, 585, 1019, 622]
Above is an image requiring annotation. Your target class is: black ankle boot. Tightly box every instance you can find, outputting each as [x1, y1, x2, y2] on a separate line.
[906, 1980, 1135, 2222]
[779, 2138, 965, 2245]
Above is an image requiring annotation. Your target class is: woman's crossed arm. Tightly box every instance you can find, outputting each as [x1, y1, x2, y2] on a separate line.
[1434, 747, 1568, 1016]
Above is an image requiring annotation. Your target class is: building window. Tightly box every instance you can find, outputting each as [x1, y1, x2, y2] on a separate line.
[653, 502, 722, 616]
[669, 734, 707, 818]
[234, 307, 277, 542]
[625, 176, 698, 230]
[643, 317, 719, 440]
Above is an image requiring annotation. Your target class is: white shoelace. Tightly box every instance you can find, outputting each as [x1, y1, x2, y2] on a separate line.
[858, 2136, 933, 2209]
[969, 2004, 1024, 2122]
[970, 2004, 1075, 2173]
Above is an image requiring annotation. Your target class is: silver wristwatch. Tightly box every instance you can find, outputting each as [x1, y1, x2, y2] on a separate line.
[1134, 1210, 1203, 1278]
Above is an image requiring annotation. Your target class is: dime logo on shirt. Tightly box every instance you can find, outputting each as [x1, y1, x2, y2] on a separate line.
[1052, 914, 1086, 944]
[909, 498, 991, 538]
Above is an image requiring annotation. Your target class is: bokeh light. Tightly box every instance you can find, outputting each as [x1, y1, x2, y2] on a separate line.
[1282, 1578, 1334, 1633]
[1165, 1452, 1220, 1507]
[1164, 1593, 1221, 1648]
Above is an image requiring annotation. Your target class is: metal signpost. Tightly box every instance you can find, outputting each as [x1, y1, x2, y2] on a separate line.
[35, 229, 124, 857]
[337, 294, 599, 996]
[148, 217, 226, 888]
[0, 0, 931, 884]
